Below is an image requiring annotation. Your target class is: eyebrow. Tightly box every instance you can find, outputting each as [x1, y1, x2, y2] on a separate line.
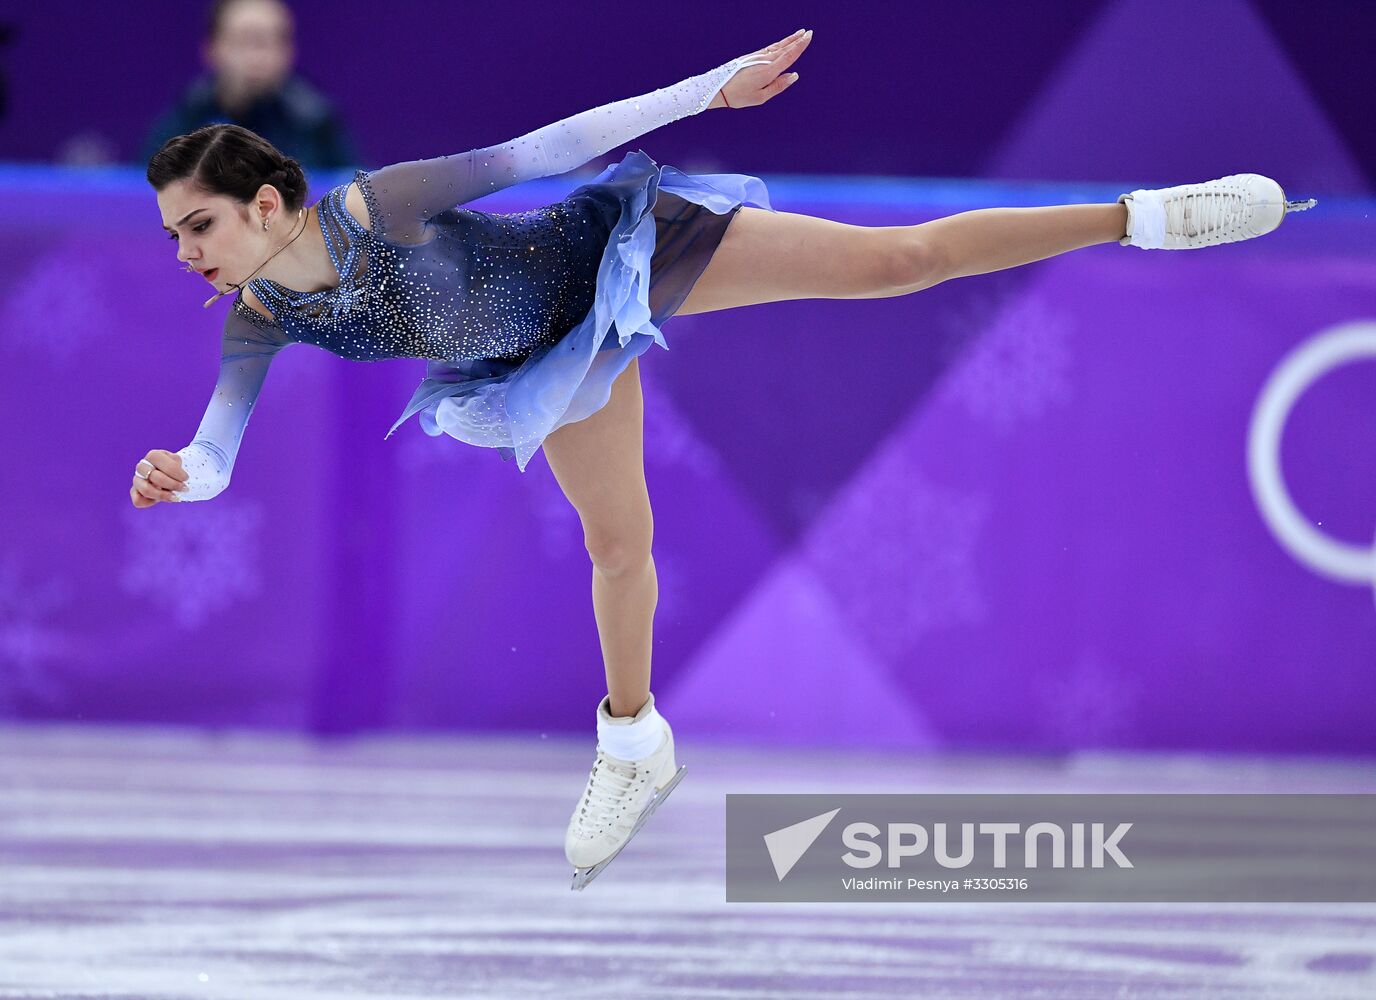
[162, 209, 209, 232]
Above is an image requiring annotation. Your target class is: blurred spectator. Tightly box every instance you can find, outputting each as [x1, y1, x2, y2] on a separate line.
[0, 21, 11, 124]
[140, 0, 360, 169]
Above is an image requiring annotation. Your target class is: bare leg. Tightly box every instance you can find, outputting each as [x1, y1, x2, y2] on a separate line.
[676, 202, 1129, 316]
[918, 204, 1129, 282]
[542, 358, 655, 719]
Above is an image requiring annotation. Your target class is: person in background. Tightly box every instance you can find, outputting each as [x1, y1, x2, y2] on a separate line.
[140, 0, 359, 170]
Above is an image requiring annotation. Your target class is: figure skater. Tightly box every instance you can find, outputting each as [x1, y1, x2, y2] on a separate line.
[133, 29, 1314, 889]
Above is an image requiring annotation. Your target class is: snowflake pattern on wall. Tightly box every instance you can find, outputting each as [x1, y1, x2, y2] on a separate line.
[393, 427, 472, 474]
[119, 501, 266, 630]
[1036, 647, 1139, 746]
[651, 548, 689, 622]
[803, 443, 989, 662]
[938, 289, 1075, 434]
[641, 371, 722, 478]
[527, 474, 582, 560]
[0, 557, 72, 714]
[0, 246, 112, 366]
[252, 339, 311, 391]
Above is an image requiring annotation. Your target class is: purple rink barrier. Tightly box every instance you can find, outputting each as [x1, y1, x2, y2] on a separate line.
[0, 165, 1372, 752]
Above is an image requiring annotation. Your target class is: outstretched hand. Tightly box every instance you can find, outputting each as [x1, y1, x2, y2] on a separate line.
[715, 29, 813, 110]
[130, 449, 188, 508]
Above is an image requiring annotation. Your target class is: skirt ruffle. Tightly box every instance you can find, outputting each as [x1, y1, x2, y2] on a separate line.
[384, 149, 774, 470]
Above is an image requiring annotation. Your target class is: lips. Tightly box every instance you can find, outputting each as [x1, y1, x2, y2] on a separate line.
[204, 268, 219, 282]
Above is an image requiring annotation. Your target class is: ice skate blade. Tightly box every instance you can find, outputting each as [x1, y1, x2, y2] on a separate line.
[570, 764, 687, 891]
[1285, 198, 1317, 214]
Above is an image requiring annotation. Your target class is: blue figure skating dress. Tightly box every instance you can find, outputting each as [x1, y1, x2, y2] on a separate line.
[174, 54, 775, 500]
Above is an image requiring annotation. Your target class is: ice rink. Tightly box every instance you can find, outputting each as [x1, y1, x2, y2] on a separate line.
[1, 725, 1372, 999]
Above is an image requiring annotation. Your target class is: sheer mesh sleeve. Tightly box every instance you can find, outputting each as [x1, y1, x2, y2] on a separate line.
[355, 54, 771, 244]
[175, 302, 289, 502]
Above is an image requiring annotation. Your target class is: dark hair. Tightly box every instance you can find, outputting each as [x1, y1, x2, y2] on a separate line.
[207, 0, 294, 42]
[146, 124, 308, 214]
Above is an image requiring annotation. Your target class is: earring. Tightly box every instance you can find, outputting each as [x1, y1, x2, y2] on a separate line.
[262, 219, 269, 230]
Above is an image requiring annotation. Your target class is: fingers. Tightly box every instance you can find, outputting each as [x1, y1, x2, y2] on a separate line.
[146, 449, 189, 484]
[133, 449, 188, 503]
[754, 28, 809, 60]
[150, 469, 188, 494]
[769, 30, 812, 72]
[760, 73, 801, 101]
[752, 30, 798, 57]
[133, 475, 180, 503]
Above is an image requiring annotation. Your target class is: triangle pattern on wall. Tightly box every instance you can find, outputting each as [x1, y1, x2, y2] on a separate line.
[985, 0, 1366, 195]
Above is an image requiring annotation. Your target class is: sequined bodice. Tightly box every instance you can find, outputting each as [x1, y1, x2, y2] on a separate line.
[240, 177, 614, 363]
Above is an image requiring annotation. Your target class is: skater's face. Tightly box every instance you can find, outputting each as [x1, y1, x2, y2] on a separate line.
[157, 178, 287, 291]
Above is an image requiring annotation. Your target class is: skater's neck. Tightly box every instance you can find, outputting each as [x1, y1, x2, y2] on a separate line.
[254, 203, 339, 295]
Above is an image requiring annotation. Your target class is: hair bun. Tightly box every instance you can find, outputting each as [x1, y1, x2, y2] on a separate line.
[261, 159, 306, 209]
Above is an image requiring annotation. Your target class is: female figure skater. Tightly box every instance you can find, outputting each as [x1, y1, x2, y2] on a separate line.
[134, 29, 1312, 889]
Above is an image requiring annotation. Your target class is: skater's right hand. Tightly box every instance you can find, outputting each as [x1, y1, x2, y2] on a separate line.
[130, 449, 189, 507]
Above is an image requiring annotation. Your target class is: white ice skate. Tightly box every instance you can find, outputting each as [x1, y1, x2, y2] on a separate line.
[565, 696, 686, 891]
[1118, 173, 1316, 250]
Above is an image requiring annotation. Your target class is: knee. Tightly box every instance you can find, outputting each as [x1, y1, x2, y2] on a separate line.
[584, 521, 653, 577]
[877, 232, 947, 293]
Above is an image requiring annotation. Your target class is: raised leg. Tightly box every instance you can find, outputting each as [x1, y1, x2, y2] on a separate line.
[675, 202, 1129, 316]
[541, 357, 655, 719]
[918, 203, 1129, 281]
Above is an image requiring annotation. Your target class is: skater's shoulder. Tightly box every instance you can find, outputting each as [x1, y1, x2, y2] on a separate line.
[237, 285, 275, 322]
[342, 180, 372, 234]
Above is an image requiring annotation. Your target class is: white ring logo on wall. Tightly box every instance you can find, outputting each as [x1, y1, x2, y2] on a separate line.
[1247, 321, 1376, 604]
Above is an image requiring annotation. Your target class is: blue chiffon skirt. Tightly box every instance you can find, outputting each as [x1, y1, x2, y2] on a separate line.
[385, 149, 775, 470]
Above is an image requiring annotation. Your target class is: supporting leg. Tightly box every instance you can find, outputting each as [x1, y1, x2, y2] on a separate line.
[590, 556, 656, 719]
[542, 358, 655, 719]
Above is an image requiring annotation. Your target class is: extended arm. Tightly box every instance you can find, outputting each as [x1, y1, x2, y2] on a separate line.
[357, 54, 773, 243]
[175, 305, 288, 502]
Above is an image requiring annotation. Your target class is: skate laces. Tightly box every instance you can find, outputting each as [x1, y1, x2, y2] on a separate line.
[1168, 183, 1244, 238]
[575, 752, 640, 835]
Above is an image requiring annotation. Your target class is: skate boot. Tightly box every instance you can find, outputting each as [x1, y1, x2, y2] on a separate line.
[565, 692, 687, 890]
[1118, 173, 1316, 249]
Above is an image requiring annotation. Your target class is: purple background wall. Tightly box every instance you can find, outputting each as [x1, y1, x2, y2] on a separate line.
[0, 0, 1372, 753]
[1, 0, 1373, 194]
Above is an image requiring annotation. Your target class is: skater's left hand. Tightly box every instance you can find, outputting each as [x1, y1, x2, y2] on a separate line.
[713, 29, 812, 110]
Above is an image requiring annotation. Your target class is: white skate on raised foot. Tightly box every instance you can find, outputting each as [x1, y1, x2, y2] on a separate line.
[1118, 173, 1317, 250]
[566, 699, 686, 891]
